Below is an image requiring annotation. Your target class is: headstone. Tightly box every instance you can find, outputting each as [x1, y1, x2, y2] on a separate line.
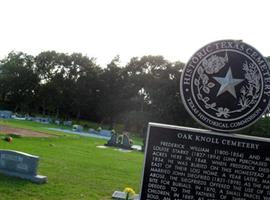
[34, 117, 51, 124]
[88, 128, 97, 134]
[106, 133, 117, 146]
[105, 133, 132, 149]
[0, 110, 13, 119]
[25, 116, 34, 121]
[122, 134, 131, 149]
[0, 150, 47, 184]
[55, 120, 60, 125]
[72, 125, 83, 132]
[63, 121, 72, 126]
[99, 130, 112, 137]
[112, 191, 139, 200]
[41, 117, 51, 124]
[11, 114, 26, 120]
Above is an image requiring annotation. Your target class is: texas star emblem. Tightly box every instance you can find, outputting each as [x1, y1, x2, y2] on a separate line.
[180, 40, 270, 132]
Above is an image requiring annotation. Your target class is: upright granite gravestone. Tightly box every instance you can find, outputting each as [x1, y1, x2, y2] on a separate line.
[105, 132, 133, 150]
[72, 124, 83, 132]
[0, 150, 47, 184]
[0, 110, 13, 119]
[140, 40, 270, 199]
[63, 120, 72, 126]
[106, 132, 117, 146]
[122, 134, 132, 149]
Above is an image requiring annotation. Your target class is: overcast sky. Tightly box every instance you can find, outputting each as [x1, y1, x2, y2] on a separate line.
[0, 0, 269, 66]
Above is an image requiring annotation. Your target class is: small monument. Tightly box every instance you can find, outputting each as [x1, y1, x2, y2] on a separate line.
[119, 134, 132, 149]
[72, 124, 83, 132]
[105, 132, 132, 150]
[63, 120, 72, 126]
[112, 191, 140, 200]
[0, 110, 13, 119]
[140, 40, 270, 199]
[0, 150, 47, 184]
[105, 132, 117, 146]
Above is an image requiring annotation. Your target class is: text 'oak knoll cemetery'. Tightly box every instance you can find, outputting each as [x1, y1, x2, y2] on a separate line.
[140, 40, 270, 200]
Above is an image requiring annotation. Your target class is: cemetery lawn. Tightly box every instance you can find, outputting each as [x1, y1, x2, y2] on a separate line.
[0, 120, 144, 200]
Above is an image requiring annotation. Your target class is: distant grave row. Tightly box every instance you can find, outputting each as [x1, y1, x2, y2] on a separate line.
[0, 110, 73, 125]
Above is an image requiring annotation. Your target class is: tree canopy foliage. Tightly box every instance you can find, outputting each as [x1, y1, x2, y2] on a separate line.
[0, 51, 195, 133]
[2, 51, 269, 135]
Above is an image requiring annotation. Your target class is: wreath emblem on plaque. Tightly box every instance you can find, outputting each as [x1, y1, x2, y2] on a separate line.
[194, 53, 261, 119]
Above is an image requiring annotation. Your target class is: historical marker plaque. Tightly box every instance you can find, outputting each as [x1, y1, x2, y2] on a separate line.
[180, 40, 270, 132]
[140, 123, 270, 200]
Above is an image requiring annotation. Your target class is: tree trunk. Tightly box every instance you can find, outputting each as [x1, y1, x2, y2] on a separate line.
[14, 105, 19, 112]
[55, 106, 59, 118]
[42, 100, 46, 116]
[109, 117, 114, 130]
[76, 109, 81, 120]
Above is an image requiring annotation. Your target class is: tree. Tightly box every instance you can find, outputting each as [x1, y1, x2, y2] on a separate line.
[35, 51, 72, 117]
[123, 55, 194, 129]
[0, 50, 198, 134]
[35, 51, 101, 119]
[98, 56, 132, 128]
[69, 53, 102, 120]
[146, 60, 192, 125]
[0, 51, 39, 112]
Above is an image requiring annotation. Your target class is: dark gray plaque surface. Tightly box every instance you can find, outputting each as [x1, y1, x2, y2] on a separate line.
[180, 40, 270, 132]
[140, 123, 270, 199]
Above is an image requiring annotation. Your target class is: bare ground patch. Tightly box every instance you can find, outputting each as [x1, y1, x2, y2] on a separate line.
[0, 125, 53, 137]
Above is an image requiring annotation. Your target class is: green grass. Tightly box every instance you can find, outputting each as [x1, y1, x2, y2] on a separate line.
[0, 119, 70, 136]
[0, 119, 143, 145]
[0, 120, 144, 200]
[239, 117, 270, 137]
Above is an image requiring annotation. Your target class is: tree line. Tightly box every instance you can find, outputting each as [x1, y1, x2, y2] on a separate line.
[1, 51, 269, 135]
[0, 51, 196, 133]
